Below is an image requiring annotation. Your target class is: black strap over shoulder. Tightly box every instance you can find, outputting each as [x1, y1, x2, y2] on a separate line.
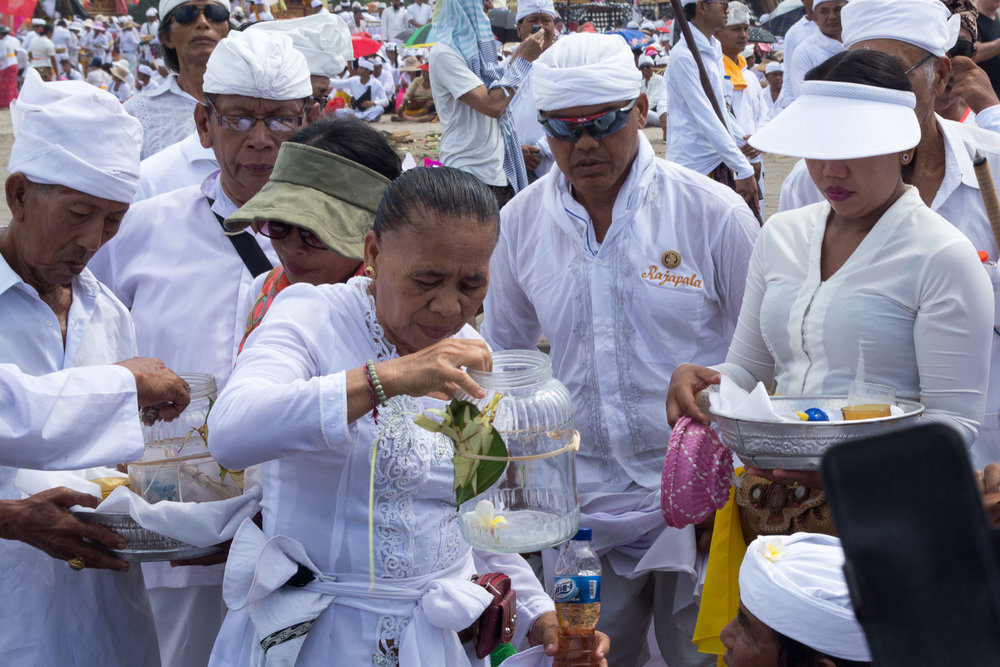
[209, 199, 273, 278]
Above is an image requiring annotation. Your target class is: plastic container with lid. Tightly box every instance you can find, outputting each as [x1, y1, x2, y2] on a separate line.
[457, 350, 580, 553]
[130, 373, 241, 503]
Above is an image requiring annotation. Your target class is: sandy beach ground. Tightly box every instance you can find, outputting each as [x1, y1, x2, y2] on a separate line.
[0, 109, 797, 220]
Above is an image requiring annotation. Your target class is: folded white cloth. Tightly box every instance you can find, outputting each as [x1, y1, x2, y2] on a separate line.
[223, 519, 493, 666]
[709, 376, 791, 422]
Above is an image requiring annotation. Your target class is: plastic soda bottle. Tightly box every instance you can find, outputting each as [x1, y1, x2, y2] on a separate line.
[552, 527, 601, 666]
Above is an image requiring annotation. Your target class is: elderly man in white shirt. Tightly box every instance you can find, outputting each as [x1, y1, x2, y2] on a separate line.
[382, 0, 408, 41]
[0, 69, 191, 667]
[507, 0, 558, 179]
[483, 33, 759, 667]
[408, 0, 432, 27]
[774, 0, 1000, 469]
[666, 0, 757, 204]
[89, 30, 313, 667]
[783, 0, 847, 103]
[638, 55, 666, 127]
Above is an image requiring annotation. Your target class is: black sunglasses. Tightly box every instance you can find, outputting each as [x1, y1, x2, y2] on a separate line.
[172, 3, 231, 24]
[259, 221, 328, 250]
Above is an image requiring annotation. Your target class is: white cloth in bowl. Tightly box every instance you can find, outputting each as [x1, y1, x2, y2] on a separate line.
[709, 376, 796, 422]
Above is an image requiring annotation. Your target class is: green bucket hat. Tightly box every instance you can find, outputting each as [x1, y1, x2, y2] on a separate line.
[224, 142, 391, 261]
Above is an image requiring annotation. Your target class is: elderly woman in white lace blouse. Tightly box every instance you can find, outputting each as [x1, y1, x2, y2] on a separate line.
[206, 167, 610, 666]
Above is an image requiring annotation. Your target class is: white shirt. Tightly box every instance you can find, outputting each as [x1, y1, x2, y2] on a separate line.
[409, 1, 432, 26]
[51, 25, 71, 61]
[118, 27, 140, 53]
[86, 67, 112, 90]
[111, 78, 132, 102]
[641, 71, 666, 116]
[777, 117, 1000, 466]
[134, 132, 219, 201]
[381, 5, 408, 40]
[483, 133, 759, 492]
[430, 42, 505, 186]
[28, 35, 54, 68]
[1, 35, 20, 69]
[206, 277, 554, 665]
[665, 28, 754, 179]
[717, 187, 993, 445]
[377, 67, 395, 98]
[0, 253, 157, 666]
[329, 74, 389, 107]
[779, 16, 818, 77]
[123, 74, 199, 159]
[785, 31, 844, 103]
[730, 66, 767, 136]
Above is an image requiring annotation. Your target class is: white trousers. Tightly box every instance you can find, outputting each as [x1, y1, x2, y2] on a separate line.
[149, 585, 228, 667]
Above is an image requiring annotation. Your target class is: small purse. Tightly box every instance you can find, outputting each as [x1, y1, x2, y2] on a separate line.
[734, 473, 837, 544]
[458, 572, 517, 659]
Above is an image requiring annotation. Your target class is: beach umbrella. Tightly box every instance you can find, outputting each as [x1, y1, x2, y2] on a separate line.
[394, 26, 417, 41]
[748, 25, 775, 44]
[403, 22, 434, 48]
[761, 0, 805, 37]
[352, 34, 382, 58]
[604, 28, 654, 51]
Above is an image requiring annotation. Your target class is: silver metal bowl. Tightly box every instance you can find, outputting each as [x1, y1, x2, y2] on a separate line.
[710, 395, 925, 470]
[72, 510, 221, 562]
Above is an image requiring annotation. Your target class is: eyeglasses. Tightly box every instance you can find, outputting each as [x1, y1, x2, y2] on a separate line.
[205, 101, 304, 133]
[312, 95, 329, 108]
[904, 53, 936, 76]
[538, 98, 638, 143]
[258, 221, 328, 250]
[172, 3, 231, 24]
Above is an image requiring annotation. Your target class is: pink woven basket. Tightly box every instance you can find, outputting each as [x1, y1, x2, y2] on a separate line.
[660, 416, 734, 528]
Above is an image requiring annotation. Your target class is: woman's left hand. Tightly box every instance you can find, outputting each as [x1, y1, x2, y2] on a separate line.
[528, 611, 610, 666]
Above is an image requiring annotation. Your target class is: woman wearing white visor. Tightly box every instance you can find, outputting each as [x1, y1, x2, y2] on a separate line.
[668, 49, 994, 474]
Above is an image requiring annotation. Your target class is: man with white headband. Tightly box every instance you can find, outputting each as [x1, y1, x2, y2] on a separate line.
[763, 61, 783, 115]
[666, 0, 758, 204]
[483, 32, 759, 667]
[382, 0, 408, 42]
[124, 0, 231, 159]
[637, 54, 666, 129]
[90, 30, 312, 667]
[776, 0, 1000, 470]
[783, 0, 847, 103]
[141, 6, 160, 62]
[717, 1, 766, 203]
[507, 0, 558, 178]
[721, 534, 872, 666]
[331, 56, 389, 121]
[769, 0, 816, 118]
[0, 70, 191, 666]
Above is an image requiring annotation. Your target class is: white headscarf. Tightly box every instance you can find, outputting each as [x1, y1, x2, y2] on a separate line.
[532, 33, 643, 112]
[765, 61, 783, 74]
[8, 69, 142, 203]
[159, 0, 230, 20]
[357, 57, 374, 71]
[740, 533, 872, 662]
[203, 30, 312, 100]
[726, 1, 751, 26]
[515, 0, 556, 21]
[842, 0, 959, 57]
[249, 13, 351, 78]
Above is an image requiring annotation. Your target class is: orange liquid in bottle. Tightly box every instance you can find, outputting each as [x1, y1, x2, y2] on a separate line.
[841, 404, 892, 420]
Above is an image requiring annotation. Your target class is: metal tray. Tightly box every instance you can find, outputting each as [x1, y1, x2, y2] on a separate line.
[710, 395, 925, 470]
[72, 510, 222, 563]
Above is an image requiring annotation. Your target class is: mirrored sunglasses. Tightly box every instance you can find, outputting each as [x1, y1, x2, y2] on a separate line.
[538, 98, 638, 143]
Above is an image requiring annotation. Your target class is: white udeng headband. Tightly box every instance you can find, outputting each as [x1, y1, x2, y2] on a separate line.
[532, 33, 641, 112]
[749, 80, 919, 159]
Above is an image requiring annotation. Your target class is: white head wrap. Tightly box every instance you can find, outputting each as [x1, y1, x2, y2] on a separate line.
[154, 57, 166, 68]
[249, 13, 351, 78]
[357, 57, 374, 71]
[159, 0, 230, 21]
[765, 61, 783, 74]
[203, 30, 312, 99]
[146, 6, 158, 16]
[637, 54, 653, 67]
[31, 18, 45, 26]
[532, 33, 643, 112]
[626, 20, 639, 29]
[8, 70, 142, 203]
[515, 0, 556, 21]
[842, 0, 958, 57]
[138, 64, 155, 76]
[814, 0, 848, 9]
[726, 1, 751, 26]
[750, 79, 919, 159]
[311, 0, 323, 6]
[655, 54, 669, 66]
[739, 534, 871, 662]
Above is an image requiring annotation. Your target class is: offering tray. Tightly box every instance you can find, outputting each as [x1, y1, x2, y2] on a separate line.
[72, 510, 222, 563]
[710, 395, 924, 470]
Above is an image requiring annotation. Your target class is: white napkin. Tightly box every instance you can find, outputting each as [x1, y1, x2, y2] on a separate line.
[15, 467, 122, 498]
[709, 376, 796, 422]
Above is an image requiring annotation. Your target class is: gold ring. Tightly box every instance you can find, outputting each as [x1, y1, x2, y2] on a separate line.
[68, 557, 85, 571]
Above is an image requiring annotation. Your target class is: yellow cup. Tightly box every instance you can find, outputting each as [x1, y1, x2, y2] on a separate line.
[841, 404, 892, 420]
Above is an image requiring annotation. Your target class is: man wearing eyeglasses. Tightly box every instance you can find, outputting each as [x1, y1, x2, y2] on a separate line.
[776, 0, 1000, 473]
[782, 0, 847, 103]
[89, 30, 313, 667]
[124, 0, 231, 159]
[483, 33, 758, 667]
[665, 0, 758, 204]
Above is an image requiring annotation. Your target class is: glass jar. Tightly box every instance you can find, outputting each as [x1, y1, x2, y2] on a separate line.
[457, 350, 579, 553]
[130, 373, 241, 503]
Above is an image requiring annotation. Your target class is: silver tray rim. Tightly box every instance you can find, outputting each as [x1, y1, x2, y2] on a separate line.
[709, 394, 925, 424]
[71, 509, 223, 563]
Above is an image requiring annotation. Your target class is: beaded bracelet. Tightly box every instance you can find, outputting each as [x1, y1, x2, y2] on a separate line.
[365, 359, 388, 410]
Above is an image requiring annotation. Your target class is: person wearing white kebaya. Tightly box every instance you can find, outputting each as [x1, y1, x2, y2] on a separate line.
[90, 30, 313, 667]
[783, 0, 847, 103]
[484, 33, 758, 667]
[773, 0, 1000, 467]
[207, 167, 602, 666]
[0, 70, 190, 667]
[665, 0, 756, 203]
[671, 55, 992, 451]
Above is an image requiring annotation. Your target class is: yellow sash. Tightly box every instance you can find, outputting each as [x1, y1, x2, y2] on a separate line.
[723, 54, 747, 91]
